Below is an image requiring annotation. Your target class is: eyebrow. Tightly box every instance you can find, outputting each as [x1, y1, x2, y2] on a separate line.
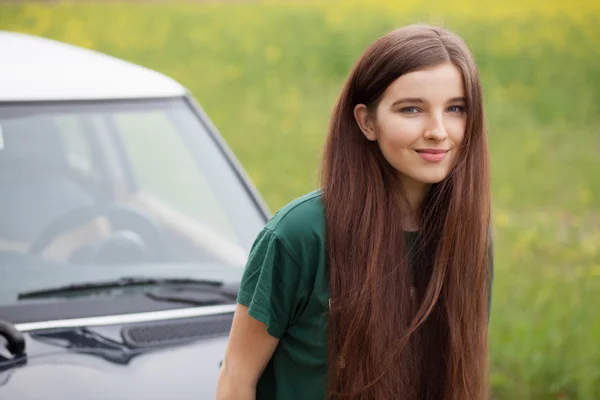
[391, 97, 467, 106]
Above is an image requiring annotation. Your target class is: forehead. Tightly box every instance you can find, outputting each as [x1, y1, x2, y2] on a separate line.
[380, 62, 465, 104]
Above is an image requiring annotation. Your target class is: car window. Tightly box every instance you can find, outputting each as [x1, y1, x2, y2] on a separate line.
[0, 114, 97, 249]
[113, 110, 237, 243]
[0, 99, 267, 309]
[54, 116, 94, 177]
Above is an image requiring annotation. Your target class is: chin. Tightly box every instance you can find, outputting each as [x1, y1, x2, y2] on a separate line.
[412, 171, 451, 185]
[421, 177, 448, 184]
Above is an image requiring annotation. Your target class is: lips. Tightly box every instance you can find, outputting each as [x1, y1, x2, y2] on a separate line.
[415, 149, 449, 162]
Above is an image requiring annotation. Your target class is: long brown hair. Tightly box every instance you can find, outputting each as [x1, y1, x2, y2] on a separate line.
[320, 24, 492, 400]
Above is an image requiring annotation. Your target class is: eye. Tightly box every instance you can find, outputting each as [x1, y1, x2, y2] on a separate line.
[399, 106, 420, 114]
[447, 105, 466, 113]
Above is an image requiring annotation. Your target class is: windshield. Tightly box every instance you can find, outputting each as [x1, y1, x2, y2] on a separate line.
[0, 98, 267, 307]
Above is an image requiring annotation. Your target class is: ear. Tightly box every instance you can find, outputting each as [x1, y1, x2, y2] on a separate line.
[353, 104, 377, 141]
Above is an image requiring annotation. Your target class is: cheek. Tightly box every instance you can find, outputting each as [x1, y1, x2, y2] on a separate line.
[376, 117, 422, 149]
[448, 118, 467, 144]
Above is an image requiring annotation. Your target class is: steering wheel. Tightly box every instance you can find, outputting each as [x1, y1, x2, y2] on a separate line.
[28, 203, 169, 264]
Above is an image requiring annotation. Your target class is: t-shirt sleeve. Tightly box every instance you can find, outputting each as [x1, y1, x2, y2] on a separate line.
[237, 228, 308, 338]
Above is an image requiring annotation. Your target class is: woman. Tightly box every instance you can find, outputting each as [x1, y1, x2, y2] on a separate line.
[217, 23, 493, 400]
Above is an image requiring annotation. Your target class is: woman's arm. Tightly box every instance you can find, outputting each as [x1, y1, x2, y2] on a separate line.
[216, 303, 280, 400]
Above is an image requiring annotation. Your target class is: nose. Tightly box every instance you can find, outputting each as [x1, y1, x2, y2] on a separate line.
[423, 115, 448, 141]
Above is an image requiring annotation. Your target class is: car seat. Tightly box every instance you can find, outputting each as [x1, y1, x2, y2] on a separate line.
[0, 115, 96, 247]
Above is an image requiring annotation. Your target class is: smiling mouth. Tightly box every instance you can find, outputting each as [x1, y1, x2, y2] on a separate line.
[415, 149, 449, 162]
[415, 149, 449, 154]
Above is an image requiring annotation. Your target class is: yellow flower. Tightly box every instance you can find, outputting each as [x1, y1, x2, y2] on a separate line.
[496, 211, 510, 228]
[264, 45, 282, 64]
[578, 188, 592, 206]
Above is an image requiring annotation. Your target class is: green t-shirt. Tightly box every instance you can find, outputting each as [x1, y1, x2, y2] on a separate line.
[237, 190, 493, 400]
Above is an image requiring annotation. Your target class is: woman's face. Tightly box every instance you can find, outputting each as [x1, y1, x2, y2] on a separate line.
[354, 62, 467, 188]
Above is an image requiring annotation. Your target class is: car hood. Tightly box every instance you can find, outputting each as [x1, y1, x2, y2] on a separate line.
[0, 318, 229, 399]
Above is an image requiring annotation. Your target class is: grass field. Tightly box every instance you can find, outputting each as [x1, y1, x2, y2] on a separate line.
[1, 1, 599, 398]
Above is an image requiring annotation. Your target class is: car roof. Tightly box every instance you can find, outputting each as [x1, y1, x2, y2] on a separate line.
[0, 31, 187, 102]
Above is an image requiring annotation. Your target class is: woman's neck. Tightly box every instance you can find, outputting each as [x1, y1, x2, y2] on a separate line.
[399, 175, 430, 231]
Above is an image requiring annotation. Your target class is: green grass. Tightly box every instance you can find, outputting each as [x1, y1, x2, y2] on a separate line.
[1, 1, 599, 398]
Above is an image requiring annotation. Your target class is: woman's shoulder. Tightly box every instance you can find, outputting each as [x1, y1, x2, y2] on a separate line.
[264, 189, 326, 251]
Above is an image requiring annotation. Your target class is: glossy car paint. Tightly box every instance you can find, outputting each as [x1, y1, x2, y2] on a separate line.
[0, 319, 230, 399]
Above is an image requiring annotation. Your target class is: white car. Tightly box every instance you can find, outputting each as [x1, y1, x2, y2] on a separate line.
[0, 31, 269, 399]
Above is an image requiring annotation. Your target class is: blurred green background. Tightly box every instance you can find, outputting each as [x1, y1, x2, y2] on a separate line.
[1, 0, 599, 398]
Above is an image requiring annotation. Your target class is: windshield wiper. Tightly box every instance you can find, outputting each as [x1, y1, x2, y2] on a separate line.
[17, 277, 228, 300]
